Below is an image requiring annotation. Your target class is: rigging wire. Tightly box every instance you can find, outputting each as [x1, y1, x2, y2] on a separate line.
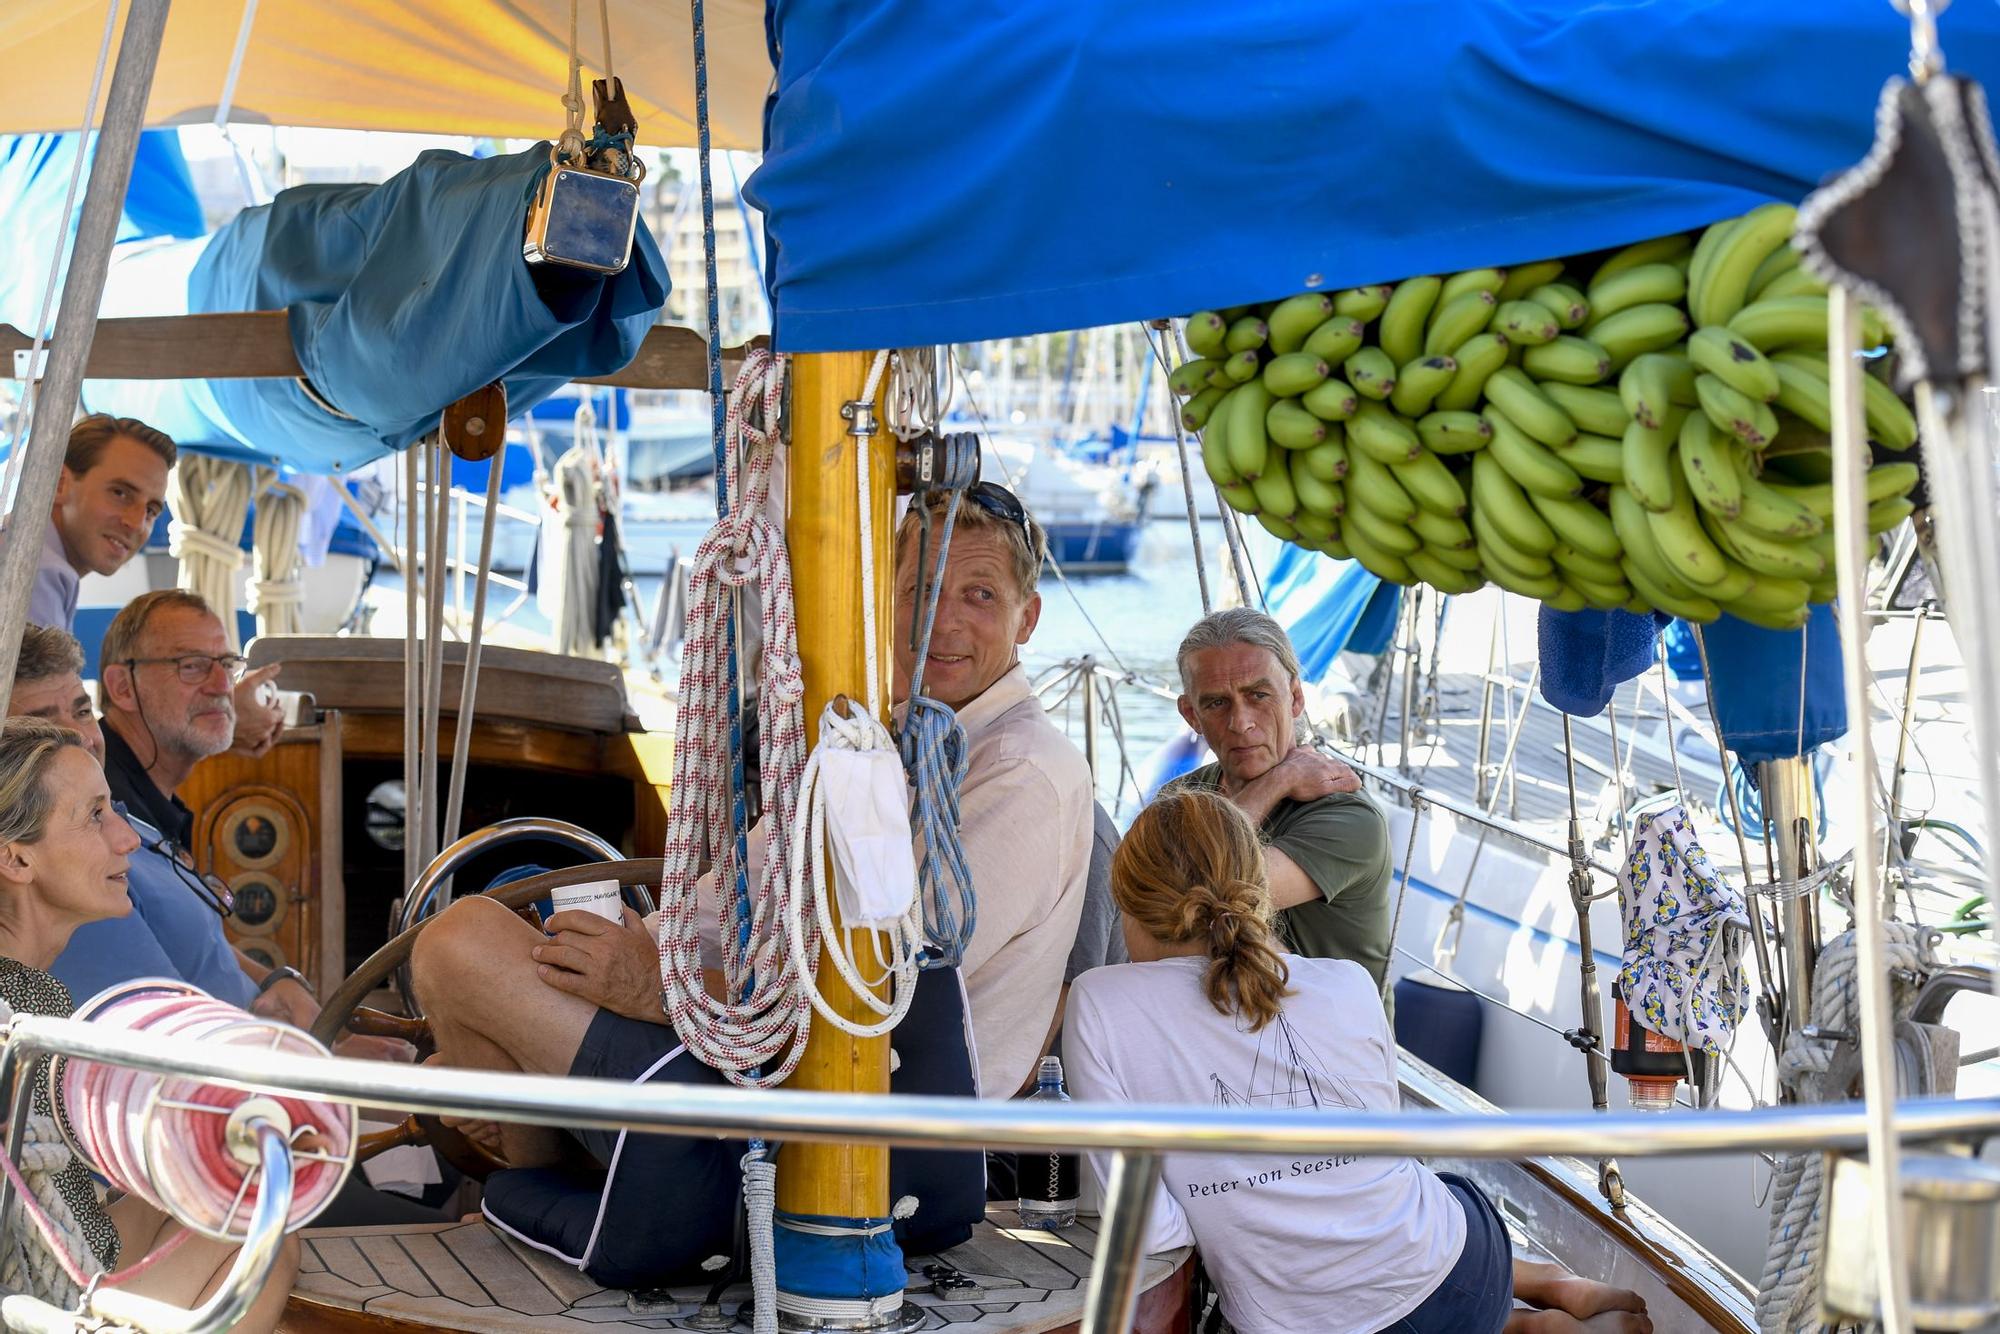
[1141, 322, 1214, 614]
[944, 344, 1135, 675]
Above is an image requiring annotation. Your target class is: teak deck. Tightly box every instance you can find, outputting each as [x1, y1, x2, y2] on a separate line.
[284, 1210, 1194, 1333]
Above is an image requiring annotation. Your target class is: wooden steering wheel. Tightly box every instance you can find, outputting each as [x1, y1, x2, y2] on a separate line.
[315, 859, 666, 1181]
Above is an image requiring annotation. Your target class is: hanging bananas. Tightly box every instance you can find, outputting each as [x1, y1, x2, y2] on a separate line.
[1168, 203, 1920, 619]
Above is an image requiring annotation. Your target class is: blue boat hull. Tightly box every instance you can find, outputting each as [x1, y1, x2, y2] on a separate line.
[1043, 520, 1140, 573]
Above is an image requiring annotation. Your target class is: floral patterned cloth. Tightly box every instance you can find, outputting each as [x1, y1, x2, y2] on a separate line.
[1616, 806, 1750, 1056]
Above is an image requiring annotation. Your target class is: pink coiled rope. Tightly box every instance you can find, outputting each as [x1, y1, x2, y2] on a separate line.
[51, 980, 354, 1241]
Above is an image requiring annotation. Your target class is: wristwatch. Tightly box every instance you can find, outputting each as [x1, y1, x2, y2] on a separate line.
[255, 964, 314, 999]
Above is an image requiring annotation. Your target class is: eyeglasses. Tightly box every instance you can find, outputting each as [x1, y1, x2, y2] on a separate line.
[915, 481, 1035, 548]
[124, 654, 249, 685]
[140, 830, 234, 919]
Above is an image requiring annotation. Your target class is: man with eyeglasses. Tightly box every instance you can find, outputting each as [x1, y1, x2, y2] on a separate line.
[95, 589, 250, 848]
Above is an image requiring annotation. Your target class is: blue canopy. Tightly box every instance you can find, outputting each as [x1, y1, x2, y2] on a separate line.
[750, 0, 2000, 351]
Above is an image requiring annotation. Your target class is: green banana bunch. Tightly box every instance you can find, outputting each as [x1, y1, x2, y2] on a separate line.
[1169, 205, 1923, 617]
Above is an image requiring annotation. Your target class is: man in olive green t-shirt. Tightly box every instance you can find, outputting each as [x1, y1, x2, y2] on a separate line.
[1164, 608, 1392, 987]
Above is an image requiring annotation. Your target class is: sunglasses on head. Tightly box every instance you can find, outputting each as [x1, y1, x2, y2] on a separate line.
[916, 481, 1033, 546]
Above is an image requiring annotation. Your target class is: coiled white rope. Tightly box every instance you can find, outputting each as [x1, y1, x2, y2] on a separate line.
[783, 362, 922, 1034]
[0, 992, 97, 1310]
[884, 348, 950, 441]
[165, 455, 254, 648]
[247, 468, 305, 636]
[1756, 923, 1934, 1333]
[656, 351, 818, 1087]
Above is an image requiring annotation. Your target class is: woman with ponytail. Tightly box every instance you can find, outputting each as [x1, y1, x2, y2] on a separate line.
[1065, 790, 1650, 1334]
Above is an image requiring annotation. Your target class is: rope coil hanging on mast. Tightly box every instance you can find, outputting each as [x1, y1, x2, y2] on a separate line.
[654, 352, 819, 1087]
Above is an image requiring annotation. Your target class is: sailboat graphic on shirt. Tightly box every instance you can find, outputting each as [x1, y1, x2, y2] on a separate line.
[1210, 1011, 1365, 1110]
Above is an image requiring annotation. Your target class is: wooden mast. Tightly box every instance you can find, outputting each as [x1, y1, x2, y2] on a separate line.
[778, 352, 898, 1225]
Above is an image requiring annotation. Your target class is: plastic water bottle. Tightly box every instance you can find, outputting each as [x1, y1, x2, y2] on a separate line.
[1017, 1055, 1079, 1229]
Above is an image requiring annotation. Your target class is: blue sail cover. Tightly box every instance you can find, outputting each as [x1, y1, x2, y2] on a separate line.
[5, 143, 666, 473]
[751, 0, 2000, 352]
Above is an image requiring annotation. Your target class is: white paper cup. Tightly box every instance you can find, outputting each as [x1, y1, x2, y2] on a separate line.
[549, 878, 623, 923]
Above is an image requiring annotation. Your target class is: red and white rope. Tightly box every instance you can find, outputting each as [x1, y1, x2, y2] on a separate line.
[54, 980, 353, 1241]
[655, 351, 819, 1086]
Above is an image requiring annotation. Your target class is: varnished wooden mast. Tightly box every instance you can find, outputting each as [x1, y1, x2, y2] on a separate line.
[778, 352, 898, 1223]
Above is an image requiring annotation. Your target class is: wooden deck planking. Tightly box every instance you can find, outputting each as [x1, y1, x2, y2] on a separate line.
[294, 1214, 1189, 1332]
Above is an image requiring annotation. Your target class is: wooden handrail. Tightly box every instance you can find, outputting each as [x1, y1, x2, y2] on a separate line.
[0, 317, 757, 391]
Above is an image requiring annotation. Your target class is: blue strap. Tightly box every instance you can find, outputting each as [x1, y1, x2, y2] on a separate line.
[900, 493, 977, 966]
[688, 0, 754, 974]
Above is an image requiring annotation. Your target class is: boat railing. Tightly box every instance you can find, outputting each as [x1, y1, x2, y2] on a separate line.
[1038, 655, 1630, 878]
[5, 1015, 1999, 1334]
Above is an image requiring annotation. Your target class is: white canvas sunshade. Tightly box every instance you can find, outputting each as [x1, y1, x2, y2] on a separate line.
[0, 0, 770, 147]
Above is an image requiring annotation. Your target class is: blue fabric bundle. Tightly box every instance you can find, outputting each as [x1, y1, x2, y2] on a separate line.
[1538, 607, 1668, 717]
[187, 146, 667, 471]
[7, 143, 667, 472]
[1702, 605, 1846, 764]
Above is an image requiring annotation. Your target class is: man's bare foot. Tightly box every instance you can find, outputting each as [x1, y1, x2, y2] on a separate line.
[1505, 1311, 1653, 1334]
[1511, 1260, 1647, 1320]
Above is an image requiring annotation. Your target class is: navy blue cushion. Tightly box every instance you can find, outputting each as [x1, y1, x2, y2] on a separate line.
[889, 966, 984, 1255]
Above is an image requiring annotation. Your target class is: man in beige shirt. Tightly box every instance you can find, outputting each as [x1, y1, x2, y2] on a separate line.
[414, 479, 1092, 1149]
[890, 484, 1094, 1095]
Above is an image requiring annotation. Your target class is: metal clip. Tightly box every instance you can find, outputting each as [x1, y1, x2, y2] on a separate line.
[841, 398, 879, 441]
[1893, 0, 1949, 83]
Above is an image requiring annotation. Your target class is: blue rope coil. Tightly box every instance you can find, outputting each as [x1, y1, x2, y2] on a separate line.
[901, 492, 977, 966]
[902, 697, 975, 966]
[1721, 754, 1830, 843]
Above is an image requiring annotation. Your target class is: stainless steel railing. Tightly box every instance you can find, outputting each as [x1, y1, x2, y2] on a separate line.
[4, 1015, 1999, 1334]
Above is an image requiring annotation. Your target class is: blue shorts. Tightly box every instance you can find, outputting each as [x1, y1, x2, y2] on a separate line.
[483, 969, 985, 1289]
[1374, 1174, 1514, 1334]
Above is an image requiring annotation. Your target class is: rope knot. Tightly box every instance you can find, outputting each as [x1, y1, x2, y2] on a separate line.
[166, 521, 245, 569]
[766, 655, 805, 707]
